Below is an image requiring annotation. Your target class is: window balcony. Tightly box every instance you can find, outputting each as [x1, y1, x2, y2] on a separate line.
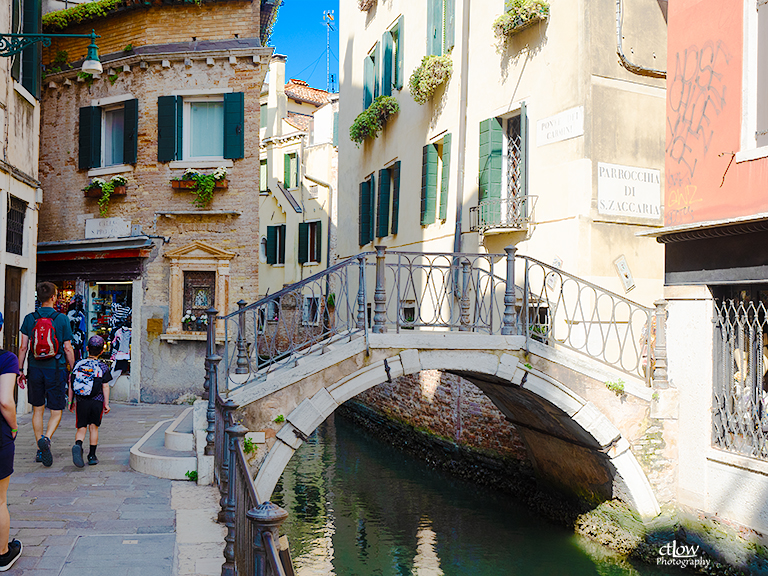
[469, 195, 537, 233]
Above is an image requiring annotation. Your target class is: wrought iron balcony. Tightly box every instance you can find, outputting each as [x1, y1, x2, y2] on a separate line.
[469, 195, 538, 233]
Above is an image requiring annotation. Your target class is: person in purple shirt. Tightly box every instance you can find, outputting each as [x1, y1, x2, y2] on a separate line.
[0, 312, 23, 571]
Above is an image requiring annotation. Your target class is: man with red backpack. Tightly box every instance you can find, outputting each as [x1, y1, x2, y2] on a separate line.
[17, 282, 75, 467]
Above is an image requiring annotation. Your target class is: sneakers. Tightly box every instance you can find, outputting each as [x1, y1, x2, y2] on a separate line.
[37, 436, 52, 467]
[35, 449, 42, 463]
[87, 454, 98, 466]
[72, 444, 84, 468]
[0, 539, 22, 571]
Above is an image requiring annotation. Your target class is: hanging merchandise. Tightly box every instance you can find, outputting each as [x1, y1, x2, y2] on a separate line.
[67, 294, 87, 362]
[111, 324, 132, 382]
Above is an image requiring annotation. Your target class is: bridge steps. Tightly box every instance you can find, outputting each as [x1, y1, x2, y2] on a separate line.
[129, 407, 197, 480]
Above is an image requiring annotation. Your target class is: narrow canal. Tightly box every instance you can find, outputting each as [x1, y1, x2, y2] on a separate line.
[272, 413, 687, 576]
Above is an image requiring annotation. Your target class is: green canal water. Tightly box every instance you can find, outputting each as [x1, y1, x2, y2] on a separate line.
[272, 414, 688, 576]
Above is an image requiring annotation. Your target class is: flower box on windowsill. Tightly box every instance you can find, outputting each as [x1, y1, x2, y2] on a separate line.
[84, 185, 126, 198]
[171, 179, 228, 190]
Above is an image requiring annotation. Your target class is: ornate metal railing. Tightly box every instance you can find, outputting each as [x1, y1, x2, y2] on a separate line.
[468, 195, 538, 232]
[713, 299, 768, 460]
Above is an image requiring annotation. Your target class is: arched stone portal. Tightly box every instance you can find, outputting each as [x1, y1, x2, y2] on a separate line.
[229, 334, 661, 519]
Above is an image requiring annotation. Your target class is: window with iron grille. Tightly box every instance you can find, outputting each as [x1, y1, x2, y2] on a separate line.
[6, 196, 27, 256]
[183, 271, 215, 320]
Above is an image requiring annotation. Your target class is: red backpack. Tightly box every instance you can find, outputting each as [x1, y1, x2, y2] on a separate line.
[31, 312, 60, 361]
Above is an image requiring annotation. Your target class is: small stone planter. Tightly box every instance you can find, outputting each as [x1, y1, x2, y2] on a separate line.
[171, 179, 228, 190]
[84, 185, 126, 198]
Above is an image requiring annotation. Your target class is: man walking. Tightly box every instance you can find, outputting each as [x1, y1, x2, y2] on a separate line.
[18, 282, 75, 467]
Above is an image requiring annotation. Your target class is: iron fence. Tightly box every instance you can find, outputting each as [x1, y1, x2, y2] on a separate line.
[713, 299, 768, 459]
[468, 195, 538, 232]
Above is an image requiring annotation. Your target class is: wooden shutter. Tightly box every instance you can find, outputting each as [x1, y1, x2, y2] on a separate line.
[10, 0, 20, 82]
[373, 42, 380, 100]
[368, 172, 376, 241]
[427, 0, 444, 56]
[478, 118, 503, 202]
[21, 0, 41, 99]
[391, 161, 401, 235]
[278, 225, 286, 263]
[224, 92, 245, 159]
[377, 168, 391, 237]
[382, 31, 393, 97]
[363, 54, 374, 109]
[298, 222, 309, 264]
[395, 16, 405, 90]
[439, 134, 452, 221]
[359, 180, 371, 246]
[445, 0, 456, 52]
[284, 154, 291, 187]
[157, 95, 179, 162]
[421, 144, 438, 225]
[313, 220, 322, 263]
[123, 98, 139, 165]
[78, 106, 101, 170]
[266, 226, 277, 264]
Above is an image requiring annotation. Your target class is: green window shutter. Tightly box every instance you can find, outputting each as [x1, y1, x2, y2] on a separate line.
[395, 16, 405, 90]
[382, 32, 393, 97]
[421, 144, 438, 225]
[21, 0, 41, 99]
[359, 180, 371, 246]
[373, 42, 380, 100]
[445, 0, 455, 52]
[377, 168, 391, 237]
[293, 153, 300, 188]
[391, 161, 401, 235]
[427, 0, 444, 56]
[520, 102, 529, 219]
[368, 172, 376, 241]
[266, 226, 277, 264]
[363, 55, 374, 109]
[11, 0, 20, 82]
[78, 106, 101, 170]
[278, 225, 286, 263]
[298, 222, 309, 264]
[284, 153, 291, 187]
[224, 92, 245, 160]
[478, 117, 503, 202]
[313, 220, 323, 263]
[157, 95, 179, 162]
[123, 98, 139, 165]
[439, 134, 452, 221]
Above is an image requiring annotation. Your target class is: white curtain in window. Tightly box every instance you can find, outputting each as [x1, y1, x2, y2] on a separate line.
[104, 107, 124, 166]
[190, 102, 223, 157]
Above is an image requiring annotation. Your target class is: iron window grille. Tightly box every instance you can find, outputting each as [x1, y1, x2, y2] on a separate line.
[6, 195, 26, 256]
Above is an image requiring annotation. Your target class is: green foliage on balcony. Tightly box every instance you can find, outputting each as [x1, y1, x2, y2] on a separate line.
[409, 55, 452, 105]
[349, 96, 399, 144]
[493, 0, 550, 39]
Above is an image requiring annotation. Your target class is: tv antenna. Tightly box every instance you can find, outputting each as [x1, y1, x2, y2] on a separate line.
[323, 10, 335, 93]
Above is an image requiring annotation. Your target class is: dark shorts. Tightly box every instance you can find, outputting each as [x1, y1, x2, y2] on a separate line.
[75, 396, 104, 428]
[27, 366, 68, 411]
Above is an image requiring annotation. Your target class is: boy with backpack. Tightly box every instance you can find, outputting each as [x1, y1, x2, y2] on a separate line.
[68, 335, 111, 467]
[18, 282, 75, 467]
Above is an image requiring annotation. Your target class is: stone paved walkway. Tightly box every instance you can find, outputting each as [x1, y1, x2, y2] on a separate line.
[6, 402, 225, 575]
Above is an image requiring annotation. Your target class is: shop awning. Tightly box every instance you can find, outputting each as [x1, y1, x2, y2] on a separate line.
[37, 236, 155, 282]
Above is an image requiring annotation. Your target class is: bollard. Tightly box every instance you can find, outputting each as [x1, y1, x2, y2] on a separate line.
[222, 423, 248, 576]
[235, 300, 249, 374]
[218, 398, 239, 523]
[373, 246, 387, 333]
[502, 246, 517, 335]
[460, 259, 471, 331]
[356, 254, 366, 330]
[247, 501, 290, 576]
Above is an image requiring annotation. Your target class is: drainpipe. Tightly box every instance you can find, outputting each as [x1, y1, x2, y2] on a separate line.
[615, 0, 665, 78]
[453, 0, 471, 254]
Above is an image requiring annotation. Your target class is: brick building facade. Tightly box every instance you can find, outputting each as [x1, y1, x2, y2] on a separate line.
[36, 0, 273, 402]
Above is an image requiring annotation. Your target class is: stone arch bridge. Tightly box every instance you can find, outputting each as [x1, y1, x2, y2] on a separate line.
[208, 248, 667, 520]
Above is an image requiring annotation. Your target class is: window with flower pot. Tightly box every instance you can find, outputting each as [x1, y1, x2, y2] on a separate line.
[421, 134, 452, 225]
[427, 0, 455, 56]
[79, 97, 139, 170]
[183, 271, 215, 331]
[157, 92, 244, 162]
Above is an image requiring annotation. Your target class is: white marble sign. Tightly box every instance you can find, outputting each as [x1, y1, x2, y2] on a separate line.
[597, 162, 661, 219]
[537, 106, 584, 146]
[85, 217, 131, 239]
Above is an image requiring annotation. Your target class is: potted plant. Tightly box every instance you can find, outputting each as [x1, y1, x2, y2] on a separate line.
[196, 314, 208, 332]
[171, 167, 229, 208]
[83, 175, 128, 216]
[349, 96, 399, 144]
[493, 0, 550, 40]
[182, 310, 197, 332]
[409, 55, 453, 105]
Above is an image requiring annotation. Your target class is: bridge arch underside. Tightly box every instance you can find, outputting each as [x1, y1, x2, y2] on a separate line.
[238, 343, 660, 520]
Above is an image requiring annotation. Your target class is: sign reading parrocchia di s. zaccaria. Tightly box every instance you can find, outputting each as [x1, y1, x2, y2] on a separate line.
[597, 162, 661, 219]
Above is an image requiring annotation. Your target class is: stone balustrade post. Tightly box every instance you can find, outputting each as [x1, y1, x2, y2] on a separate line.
[235, 300, 249, 374]
[502, 246, 518, 335]
[373, 246, 387, 333]
[653, 299, 669, 389]
[356, 254, 366, 330]
[460, 259, 471, 331]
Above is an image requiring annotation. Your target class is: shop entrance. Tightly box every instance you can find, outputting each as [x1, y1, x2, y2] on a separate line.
[3, 266, 22, 356]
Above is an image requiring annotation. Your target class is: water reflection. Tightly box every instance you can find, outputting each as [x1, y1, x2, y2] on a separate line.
[272, 414, 685, 576]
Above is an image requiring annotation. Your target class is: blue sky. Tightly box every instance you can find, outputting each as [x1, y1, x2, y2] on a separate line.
[269, 0, 340, 93]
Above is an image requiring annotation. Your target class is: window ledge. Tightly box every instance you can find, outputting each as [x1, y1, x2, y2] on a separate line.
[160, 332, 223, 344]
[303, 262, 320, 266]
[13, 81, 37, 106]
[707, 447, 768, 476]
[169, 160, 234, 170]
[272, 263, 285, 267]
[88, 165, 134, 178]
[735, 146, 768, 163]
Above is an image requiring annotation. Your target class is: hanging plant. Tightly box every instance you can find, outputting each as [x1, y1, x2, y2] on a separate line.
[349, 96, 399, 144]
[171, 167, 228, 208]
[83, 175, 127, 216]
[409, 55, 453, 105]
[493, 0, 550, 39]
